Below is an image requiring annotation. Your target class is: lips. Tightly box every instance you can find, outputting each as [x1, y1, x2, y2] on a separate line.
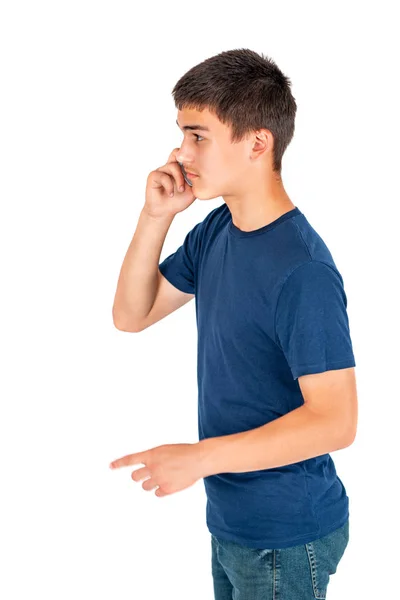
[186, 172, 199, 178]
[183, 167, 199, 177]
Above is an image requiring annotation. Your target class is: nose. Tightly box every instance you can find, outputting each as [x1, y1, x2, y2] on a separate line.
[176, 151, 189, 164]
[176, 141, 194, 166]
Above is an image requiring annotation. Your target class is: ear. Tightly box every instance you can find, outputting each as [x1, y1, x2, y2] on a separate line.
[251, 129, 273, 158]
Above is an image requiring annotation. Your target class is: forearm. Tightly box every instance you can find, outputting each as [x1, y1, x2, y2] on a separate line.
[112, 209, 174, 329]
[198, 404, 351, 477]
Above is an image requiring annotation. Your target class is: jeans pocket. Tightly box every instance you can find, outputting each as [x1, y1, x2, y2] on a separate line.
[305, 520, 349, 599]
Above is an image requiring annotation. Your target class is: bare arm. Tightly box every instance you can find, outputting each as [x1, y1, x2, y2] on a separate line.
[112, 208, 172, 330]
[112, 209, 194, 332]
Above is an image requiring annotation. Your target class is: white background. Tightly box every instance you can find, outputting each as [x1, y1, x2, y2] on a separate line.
[1, 1, 398, 598]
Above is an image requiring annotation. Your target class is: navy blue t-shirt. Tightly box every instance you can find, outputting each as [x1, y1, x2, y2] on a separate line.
[159, 204, 356, 549]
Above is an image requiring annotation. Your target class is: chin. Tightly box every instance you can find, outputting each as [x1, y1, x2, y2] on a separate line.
[193, 187, 221, 201]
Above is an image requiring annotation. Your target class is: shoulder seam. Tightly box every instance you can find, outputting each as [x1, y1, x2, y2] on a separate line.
[292, 218, 312, 260]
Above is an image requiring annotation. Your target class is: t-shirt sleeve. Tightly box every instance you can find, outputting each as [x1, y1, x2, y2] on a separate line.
[158, 221, 203, 294]
[274, 260, 356, 380]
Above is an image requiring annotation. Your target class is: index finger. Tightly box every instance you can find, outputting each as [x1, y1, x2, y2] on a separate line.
[109, 452, 146, 469]
[167, 147, 181, 164]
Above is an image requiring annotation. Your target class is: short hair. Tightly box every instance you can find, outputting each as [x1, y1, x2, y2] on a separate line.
[172, 48, 297, 175]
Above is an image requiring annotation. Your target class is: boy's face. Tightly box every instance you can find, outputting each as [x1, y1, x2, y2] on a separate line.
[176, 107, 258, 200]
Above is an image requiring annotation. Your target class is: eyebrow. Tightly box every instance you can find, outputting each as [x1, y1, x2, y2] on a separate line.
[176, 119, 210, 132]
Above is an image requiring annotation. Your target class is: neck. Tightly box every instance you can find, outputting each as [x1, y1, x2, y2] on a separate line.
[222, 175, 295, 233]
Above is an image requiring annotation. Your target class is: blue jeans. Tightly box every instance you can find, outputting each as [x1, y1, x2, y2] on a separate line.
[211, 519, 349, 599]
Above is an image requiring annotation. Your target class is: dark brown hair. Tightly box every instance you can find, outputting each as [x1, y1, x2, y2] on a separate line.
[172, 48, 297, 175]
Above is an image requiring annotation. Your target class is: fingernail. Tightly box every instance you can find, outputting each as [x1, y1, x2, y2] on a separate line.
[179, 186, 184, 192]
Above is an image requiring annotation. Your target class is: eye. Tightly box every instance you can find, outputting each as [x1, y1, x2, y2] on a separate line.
[179, 132, 205, 143]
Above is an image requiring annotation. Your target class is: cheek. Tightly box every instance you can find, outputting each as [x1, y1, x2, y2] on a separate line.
[209, 149, 229, 172]
[201, 143, 235, 180]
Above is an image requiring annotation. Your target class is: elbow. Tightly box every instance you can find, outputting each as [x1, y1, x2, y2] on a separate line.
[342, 422, 358, 448]
[112, 309, 142, 333]
[114, 322, 142, 333]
